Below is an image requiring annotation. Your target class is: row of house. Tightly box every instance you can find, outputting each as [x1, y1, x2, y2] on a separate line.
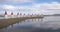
[4, 11, 41, 19]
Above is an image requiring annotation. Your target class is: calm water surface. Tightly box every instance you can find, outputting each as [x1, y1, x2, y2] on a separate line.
[0, 16, 60, 32]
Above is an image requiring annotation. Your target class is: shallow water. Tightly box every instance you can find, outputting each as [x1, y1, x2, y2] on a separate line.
[0, 16, 60, 32]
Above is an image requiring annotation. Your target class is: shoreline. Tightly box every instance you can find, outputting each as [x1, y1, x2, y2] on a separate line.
[0, 17, 43, 29]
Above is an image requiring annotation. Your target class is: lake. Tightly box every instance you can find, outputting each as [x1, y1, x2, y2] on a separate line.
[0, 16, 60, 32]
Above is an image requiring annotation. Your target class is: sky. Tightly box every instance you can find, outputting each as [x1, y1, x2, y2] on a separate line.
[0, 0, 60, 15]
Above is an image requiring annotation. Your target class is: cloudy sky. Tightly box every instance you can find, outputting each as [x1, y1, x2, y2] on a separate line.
[0, 0, 60, 15]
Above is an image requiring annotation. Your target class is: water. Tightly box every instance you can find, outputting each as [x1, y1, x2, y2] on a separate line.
[0, 17, 5, 19]
[0, 16, 60, 32]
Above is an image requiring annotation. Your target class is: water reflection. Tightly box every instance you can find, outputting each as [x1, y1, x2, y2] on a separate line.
[0, 18, 44, 32]
[1, 16, 60, 32]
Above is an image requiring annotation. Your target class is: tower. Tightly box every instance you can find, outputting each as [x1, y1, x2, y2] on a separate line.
[4, 11, 8, 18]
[11, 12, 14, 18]
[17, 12, 20, 17]
[20, 13, 22, 17]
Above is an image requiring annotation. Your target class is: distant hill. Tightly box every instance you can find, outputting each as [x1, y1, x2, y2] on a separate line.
[44, 14, 60, 16]
[53, 14, 60, 16]
[0, 15, 4, 17]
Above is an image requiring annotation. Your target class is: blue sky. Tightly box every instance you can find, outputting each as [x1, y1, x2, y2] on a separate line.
[0, 0, 60, 6]
[0, 0, 60, 15]
[34, 0, 60, 3]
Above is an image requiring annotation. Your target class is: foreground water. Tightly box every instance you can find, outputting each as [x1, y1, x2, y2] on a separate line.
[0, 16, 60, 32]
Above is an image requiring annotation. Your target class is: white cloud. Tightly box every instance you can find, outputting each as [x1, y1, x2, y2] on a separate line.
[2, 5, 15, 10]
[0, 2, 60, 15]
[32, 2, 60, 15]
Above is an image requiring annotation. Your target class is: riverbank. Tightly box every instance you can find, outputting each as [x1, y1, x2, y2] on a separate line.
[0, 17, 43, 29]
